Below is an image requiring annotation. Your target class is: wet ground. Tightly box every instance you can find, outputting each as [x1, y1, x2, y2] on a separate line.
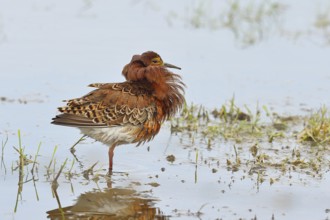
[1, 0, 330, 219]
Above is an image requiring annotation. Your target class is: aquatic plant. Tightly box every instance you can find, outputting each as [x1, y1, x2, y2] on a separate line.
[298, 106, 330, 145]
[171, 98, 330, 184]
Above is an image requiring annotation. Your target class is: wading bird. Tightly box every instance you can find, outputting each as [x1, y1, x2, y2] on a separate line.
[52, 51, 185, 173]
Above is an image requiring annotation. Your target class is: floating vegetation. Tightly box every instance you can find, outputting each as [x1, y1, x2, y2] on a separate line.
[171, 98, 330, 184]
[171, 96, 294, 144]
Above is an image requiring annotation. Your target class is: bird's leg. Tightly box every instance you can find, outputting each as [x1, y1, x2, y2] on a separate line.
[70, 135, 87, 153]
[108, 144, 116, 174]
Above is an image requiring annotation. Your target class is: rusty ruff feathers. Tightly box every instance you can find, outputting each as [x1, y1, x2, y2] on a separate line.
[52, 51, 185, 171]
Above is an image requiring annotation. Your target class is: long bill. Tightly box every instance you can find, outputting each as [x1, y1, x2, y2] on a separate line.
[164, 62, 181, 70]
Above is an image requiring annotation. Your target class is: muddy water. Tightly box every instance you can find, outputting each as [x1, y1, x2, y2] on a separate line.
[1, 0, 330, 219]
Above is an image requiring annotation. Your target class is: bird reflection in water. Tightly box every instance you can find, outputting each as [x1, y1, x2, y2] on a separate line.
[47, 187, 168, 220]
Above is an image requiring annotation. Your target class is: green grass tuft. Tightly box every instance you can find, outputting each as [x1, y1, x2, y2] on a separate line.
[298, 106, 330, 145]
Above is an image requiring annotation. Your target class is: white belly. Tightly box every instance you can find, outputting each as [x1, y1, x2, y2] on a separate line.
[79, 126, 137, 146]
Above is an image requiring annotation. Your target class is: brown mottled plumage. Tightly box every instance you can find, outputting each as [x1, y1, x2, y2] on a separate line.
[52, 51, 185, 172]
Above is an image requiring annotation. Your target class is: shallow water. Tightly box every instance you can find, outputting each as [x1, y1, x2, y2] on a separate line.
[1, 0, 330, 219]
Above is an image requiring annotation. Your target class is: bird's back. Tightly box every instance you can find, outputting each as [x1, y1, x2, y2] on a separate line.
[52, 81, 161, 145]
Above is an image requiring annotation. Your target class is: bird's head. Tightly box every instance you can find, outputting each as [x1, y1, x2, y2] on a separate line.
[122, 51, 181, 81]
[137, 51, 181, 70]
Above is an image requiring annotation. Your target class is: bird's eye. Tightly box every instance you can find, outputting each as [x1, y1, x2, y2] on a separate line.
[150, 57, 163, 66]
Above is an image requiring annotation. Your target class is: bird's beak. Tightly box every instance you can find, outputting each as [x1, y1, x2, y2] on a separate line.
[164, 63, 181, 70]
